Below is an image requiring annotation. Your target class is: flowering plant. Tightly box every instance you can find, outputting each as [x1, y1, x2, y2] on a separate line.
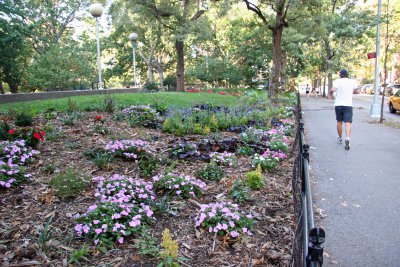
[105, 140, 154, 161]
[122, 105, 160, 126]
[252, 149, 287, 172]
[152, 173, 207, 198]
[94, 116, 105, 124]
[75, 174, 156, 247]
[0, 140, 37, 188]
[209, 151, 237, 167]
[194, 202, 254, 238]
[241, 127, 269, 144]
[8, 127, 45, 149]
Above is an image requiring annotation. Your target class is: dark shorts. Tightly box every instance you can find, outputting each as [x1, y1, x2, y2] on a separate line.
[306, 91, 310, 94]
[335, 106, 353, 122]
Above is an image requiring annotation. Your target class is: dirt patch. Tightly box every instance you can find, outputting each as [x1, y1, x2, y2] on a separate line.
[0, 111, 296, 267]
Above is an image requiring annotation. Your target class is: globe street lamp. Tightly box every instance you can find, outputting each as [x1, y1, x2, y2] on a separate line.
[129, 33, 138, 88]
[90, 3, 104, 90]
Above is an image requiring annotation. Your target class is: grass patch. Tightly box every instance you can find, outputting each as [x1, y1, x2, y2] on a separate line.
[0, 92, 238, 114]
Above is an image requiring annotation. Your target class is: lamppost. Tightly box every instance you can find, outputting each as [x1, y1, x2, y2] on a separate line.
[90, 3, 104, 90]
[129, 33, 138, 88]
[370, 0, 382, 117]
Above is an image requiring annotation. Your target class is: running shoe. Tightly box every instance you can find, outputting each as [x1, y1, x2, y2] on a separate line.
[345, 140, 350, 150]
[337, 137, 343, 144]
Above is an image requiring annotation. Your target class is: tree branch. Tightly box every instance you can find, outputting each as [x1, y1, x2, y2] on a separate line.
[242, 0, 268, 24]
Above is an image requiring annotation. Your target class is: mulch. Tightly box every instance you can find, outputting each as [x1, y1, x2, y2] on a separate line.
[0, 111, 296, 267]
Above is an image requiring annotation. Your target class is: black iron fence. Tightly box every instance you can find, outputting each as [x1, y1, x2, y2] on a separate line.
[289, 93, 325, 267]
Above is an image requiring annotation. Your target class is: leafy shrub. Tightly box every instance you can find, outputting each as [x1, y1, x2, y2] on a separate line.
[196, 164, 225, 181]
[152, 173, 207, 198]
[230, 179, 249, 202]
[49, 168, 89, 198]
[75, 175, 156, 247]
[168, 142, 200, 160]
[164, 75, 176, 91]
[14, 111, 33, 127]
[159, 228, 179, 267]
[84, 148, 114, 169]
[103, 95, 116, 113]
[122, 105, 160, 127]
[137, 153, 159, 177]
[236, 145, 255, 156]
[194, 202, 253, 238]
[0, 121, 11, 140]
[43, 107, 58, 120]
[143, 81, 159, 91]
[245, 165, 263, 190]
[133, 227, 160, 257]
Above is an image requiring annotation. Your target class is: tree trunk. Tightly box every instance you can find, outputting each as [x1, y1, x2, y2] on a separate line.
[0, 81, 5, 94]
[148, 62, 154, 83]
[324, 38, 333, 93]
[280, 50, 287, 91]
[269, 26, 284, 102]
[175, 40, 185, 92]
[8, 83, 18, 94]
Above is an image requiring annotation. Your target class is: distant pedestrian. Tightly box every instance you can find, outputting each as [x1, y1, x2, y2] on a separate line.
[328, 69, 360, 150]
[306, 84, 310, 100]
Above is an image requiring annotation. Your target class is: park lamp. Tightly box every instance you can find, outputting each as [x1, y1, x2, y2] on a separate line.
[129, 33, 139, 88]
[90, 3, 104, 90]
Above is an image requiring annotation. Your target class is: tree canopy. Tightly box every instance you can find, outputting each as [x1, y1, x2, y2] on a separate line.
[0, 0, 398, 97]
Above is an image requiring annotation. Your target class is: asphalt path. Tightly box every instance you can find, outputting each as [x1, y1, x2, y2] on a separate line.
[301, 95, 400, 267]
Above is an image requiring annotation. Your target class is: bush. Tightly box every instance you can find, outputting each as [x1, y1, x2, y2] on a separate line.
[122, 105, 160, 127]
[0, 121, 11, 140]
[245, 165, 263, 190]
[14, 112, 33, 127]
[196, 164, 225, 181]
[49, 168, 89, 198]
[143, 81, 159, 91]
[164, 75, 176, 91]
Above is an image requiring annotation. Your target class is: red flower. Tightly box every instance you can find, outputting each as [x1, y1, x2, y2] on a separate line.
[25, 126, 30, 129]
[219, 92, 226, 95]
[8, 129, 16, 134]
[207, 90, 214, 93]
[40, 131, 45, 137]
[33, 133, 41, 140]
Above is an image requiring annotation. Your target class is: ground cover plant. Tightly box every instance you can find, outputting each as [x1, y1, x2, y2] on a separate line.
[0, 90, 297, 266]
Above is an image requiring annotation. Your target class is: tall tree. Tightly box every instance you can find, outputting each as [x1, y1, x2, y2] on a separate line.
[242, 0, 318, 101]
[316, 0, 374, 93]
[115, 0, 213, 91]
[25, 0, 91, 56]
[0, 0, 31, 93]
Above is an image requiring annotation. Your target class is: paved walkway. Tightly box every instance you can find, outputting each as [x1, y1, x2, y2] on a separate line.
[301, 95, 400, 267]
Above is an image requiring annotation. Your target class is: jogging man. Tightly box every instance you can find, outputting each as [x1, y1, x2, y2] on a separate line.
[328, 69, 360, 150]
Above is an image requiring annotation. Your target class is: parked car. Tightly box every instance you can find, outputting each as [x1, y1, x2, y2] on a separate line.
[387, 90, 400, 113]
[386, 84, 400, 96]
[361, 84, 373, 94]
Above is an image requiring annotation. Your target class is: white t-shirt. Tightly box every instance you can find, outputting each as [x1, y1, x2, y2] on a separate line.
[332, 78, 359, 106]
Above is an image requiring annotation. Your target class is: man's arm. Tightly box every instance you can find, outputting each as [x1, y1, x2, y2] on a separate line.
[328, 87, 337, 99]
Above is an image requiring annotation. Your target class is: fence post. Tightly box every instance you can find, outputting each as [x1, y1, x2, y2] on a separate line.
[307, 227, 325, 266]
